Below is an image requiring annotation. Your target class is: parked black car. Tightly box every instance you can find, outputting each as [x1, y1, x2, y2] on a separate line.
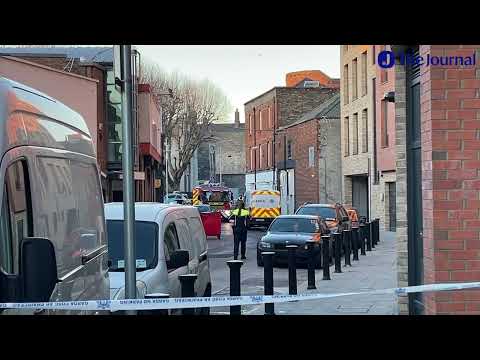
[257, 215, 331, 268]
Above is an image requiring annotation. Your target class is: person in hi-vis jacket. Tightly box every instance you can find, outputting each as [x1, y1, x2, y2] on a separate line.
[230, 200, 249, 260]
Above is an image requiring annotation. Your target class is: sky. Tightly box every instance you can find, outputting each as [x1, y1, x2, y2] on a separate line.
[136, 45, 340, 123]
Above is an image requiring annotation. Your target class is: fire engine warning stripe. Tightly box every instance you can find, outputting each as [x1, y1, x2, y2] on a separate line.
[251, 208, 281, 218]
[1, 281, 480, 311]
[252, 191, 280, 196]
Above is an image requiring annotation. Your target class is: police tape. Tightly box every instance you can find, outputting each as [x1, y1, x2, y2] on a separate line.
[1, 281, 480, 312]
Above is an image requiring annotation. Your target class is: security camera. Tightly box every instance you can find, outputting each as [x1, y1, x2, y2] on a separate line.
[384, 91, 395, 102]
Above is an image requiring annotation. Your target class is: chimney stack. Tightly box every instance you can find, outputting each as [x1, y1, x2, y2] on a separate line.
[234, 108, 240, 128]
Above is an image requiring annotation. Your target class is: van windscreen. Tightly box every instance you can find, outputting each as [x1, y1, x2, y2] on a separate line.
[107, 220, 158, 271]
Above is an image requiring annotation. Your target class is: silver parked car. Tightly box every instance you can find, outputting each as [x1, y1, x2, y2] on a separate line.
[105, 202, 212, 314]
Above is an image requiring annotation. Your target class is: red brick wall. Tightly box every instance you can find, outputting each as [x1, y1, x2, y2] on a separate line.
[245, 92, 276, 173]
[82, 64, 107, 173]
[286, 70, 339, 88]
[10, 56, 108, 173]
[421, 45, 480, 314]
[375, 45, 396, 172]
[276, 120, 320, 207]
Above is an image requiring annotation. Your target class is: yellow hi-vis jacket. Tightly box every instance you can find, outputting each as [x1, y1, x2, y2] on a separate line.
[231, 209, 250, 216]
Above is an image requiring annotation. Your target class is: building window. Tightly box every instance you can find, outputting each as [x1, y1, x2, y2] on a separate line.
[344, 116, 349, 157]
[308, 146, 315, 168]
[361, 51, 367, 97]
[353, 113, 358, 155]
[259, 144, 264, 168]
[372, 45, 376, 64]
[1, 160, 32, 275]
[381, 100, 389, 148]
[287, 140, 293, 160]
[352, 58, 358, 101]
[107, 69, 123, 163]
[259, 110, 263, 131]
[343, 64, 349, 105]
[267, 141, 271, 167]
[362, 109, 368, 153]
[249, 114, 253, 135]
[268, 107, 272, 128]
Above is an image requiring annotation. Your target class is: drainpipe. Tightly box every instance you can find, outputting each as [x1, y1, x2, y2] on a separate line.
[272, 96, 276, 189]
[253, 107, 257, 189]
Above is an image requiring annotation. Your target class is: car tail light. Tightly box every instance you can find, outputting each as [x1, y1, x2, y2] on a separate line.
[312, 233, 321, 242]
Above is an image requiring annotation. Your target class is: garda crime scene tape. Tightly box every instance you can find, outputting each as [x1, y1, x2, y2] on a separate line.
[1, 281, 480, 312]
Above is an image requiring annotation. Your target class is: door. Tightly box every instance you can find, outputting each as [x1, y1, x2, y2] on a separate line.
[388, 182, 397, 231]
[189, 215, 210, 297]
[280, 171, 288, 214]
[0, 157, 34, 314]
[176, 217, 198, 276]
[406, 46, 424, 315]
[352, 175, 369, 220]
[288, 169, 295, 213]
[163, 221, 187, 299]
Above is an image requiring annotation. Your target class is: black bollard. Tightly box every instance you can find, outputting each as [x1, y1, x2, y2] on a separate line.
[286, 245, 298, 295]
[352, 227, 359, 261]
[306, 240, 317, 290]
[179, 274, 198, 315]
[262, 252, 275, 315]
[343, 229, 352, 266]
[375, 219, 380, 244]
[359, 224, 366, 255]
[369, 221, 375, 249]
[365, 222, 372, 251]
[333, 232, 342, 273]
[142, 293, 170, 315]
[227, 260, 243, 315]
[321, 235, 331, 280]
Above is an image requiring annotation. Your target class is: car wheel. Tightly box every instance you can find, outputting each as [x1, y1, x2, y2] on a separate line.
[257, 249, 264, 267]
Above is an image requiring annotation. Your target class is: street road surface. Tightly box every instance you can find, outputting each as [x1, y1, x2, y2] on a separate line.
[208, 222, 311, 315]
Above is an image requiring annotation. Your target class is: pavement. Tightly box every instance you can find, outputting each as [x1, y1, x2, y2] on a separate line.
[208, 222, 398, 315]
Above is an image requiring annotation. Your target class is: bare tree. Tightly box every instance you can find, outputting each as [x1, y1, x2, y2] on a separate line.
[140, 59, 232, 190]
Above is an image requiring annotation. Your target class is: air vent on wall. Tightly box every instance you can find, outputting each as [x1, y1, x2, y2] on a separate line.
[303, 80, 320, 88]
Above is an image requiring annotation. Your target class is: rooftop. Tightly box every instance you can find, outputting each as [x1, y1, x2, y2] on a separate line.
[0, 46, 114, 63]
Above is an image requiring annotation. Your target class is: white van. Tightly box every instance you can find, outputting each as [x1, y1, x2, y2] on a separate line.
[105, 202, 212, 314]
[0, 77, 109, 314]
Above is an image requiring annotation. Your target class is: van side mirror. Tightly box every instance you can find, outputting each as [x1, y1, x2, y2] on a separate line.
[20, 237, 58, 302]
[167, 249, 189, 270]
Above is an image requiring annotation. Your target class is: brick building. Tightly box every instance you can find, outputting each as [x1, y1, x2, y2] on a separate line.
[276, 93, 341, 208]
[0, 47, 153, 202]
[390, 45, 480, 315]
[190, 109, 245, 198]
[286, 70, 340, 89]
[340, 45, 377, 220]
[244, 83, 337, 204]
[372, 45, 397, 232]
[138, 84, 162, 202]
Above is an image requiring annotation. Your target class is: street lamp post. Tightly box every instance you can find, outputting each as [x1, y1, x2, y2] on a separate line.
[118, 45, 136, 314]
